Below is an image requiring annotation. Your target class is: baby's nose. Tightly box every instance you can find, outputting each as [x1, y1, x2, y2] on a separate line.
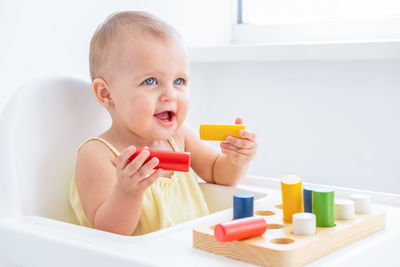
[160, 85, 177, 101]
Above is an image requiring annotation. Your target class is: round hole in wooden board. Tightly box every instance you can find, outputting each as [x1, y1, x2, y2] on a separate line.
[270, 237, 295, 244]
[255, 210, 276, 216]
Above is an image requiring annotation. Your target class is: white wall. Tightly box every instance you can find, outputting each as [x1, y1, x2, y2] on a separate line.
[1, 0, 399, 194]
[188, 60, 400, 194]
[0, 0, 233, 108]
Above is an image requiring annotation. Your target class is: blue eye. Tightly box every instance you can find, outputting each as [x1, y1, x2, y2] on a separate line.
[174, 78, 184, 86]
[143, 77, 156, 85]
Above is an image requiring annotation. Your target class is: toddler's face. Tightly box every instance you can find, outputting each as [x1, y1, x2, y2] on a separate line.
[108, 35, 189, 141]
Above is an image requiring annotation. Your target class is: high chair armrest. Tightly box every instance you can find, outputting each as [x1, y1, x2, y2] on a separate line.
[0, 216, 152, 267]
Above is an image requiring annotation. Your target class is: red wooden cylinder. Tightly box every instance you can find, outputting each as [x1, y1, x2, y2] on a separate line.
[128, 148, 191, 172]
[214, 216, 267, 243]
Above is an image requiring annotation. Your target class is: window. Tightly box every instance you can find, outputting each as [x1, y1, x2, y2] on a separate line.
[234, 0, 400, 44]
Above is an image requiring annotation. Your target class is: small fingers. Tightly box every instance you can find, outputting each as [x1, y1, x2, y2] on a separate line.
[239, 130, 256, 141]
[225, 135, 255, 149]
[136, 157, 159, 179]
[220, 142, 249, 156]
[235, 117, 243, 124]
[125, 149, 150, 174]
[116, 146, 136, 169]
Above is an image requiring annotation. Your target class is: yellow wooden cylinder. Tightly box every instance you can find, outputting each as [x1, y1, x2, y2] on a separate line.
[281, 175, 304, 222]
[199, 124, 246, 141]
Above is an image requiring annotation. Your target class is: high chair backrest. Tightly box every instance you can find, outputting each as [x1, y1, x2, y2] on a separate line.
[0, 76, 110, 223]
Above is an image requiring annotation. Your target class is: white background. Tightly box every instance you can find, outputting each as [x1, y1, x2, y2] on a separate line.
[1, 0, 399, 193]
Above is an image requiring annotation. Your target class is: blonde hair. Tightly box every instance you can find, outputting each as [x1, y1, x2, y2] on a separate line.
[89, 11, 181, 81]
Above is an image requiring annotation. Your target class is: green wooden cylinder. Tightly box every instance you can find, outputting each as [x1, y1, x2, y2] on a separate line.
[312, 188, 335, 227]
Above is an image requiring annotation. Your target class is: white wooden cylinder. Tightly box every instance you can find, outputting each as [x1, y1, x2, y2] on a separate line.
[335, 199, 355, 220]
[292, 212, 316, 235]
[350, 194, 372, 213]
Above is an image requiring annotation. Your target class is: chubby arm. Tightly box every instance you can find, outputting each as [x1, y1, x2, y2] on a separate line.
[181, 123, 219, 183]
[183, 118, 257, 186]
[75, 142, 162, 235]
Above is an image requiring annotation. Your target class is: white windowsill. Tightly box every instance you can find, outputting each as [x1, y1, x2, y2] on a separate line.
[188, 40, 400, 62]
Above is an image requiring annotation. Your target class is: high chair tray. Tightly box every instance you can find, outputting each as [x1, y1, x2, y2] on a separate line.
[0, 176, 399, 267]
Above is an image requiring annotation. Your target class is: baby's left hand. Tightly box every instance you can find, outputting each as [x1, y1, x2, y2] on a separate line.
[220, 117, 257, 165]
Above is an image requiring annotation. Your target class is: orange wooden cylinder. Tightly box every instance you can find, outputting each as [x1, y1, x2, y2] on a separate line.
[281, 175, 304, 222]
[214, 216, 267, 243]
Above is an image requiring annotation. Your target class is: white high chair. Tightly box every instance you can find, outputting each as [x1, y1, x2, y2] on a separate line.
[0, 76, 110, 224]
[0, 76, 131, 266]
[0, 76, 268, 267]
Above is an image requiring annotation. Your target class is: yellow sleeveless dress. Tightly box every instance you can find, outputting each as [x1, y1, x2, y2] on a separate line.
[69, 137, 209, 235]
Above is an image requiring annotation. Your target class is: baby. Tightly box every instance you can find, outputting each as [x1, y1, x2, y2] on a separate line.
[70, 11, 258, 236]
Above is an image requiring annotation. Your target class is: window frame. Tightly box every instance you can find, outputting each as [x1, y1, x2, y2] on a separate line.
[235, 0, 400, 44]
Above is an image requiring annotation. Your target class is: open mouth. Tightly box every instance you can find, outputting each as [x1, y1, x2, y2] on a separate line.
[154, 111, 175, 124]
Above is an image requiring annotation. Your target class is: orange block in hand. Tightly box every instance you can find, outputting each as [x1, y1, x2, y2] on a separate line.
[214, 216, 267, 243]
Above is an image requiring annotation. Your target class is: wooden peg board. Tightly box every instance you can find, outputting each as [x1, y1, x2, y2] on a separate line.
[193, 203, 386, 267]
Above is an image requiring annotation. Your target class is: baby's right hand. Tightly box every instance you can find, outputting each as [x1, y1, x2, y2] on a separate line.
[115, 146, 163, 196]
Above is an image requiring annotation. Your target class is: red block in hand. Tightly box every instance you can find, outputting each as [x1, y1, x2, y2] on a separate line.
[128, 148, 191, 172]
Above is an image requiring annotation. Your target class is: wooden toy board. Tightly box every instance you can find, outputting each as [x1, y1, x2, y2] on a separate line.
[193, 203, 386, 267]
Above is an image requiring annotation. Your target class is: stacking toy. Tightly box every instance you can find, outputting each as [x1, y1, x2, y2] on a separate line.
[335, 199, 355, 220]
[214, 216, 267, 243]
[200, 124, 246, 141]
[303, 186, 314, 213]
[193, 177, 386, 267]
[233, 192, 254, 219]
[292, 212, 316, 235]
[128, 148, 191, 172]
[350, 194, 372, 213]
[312, 187, 335, 227]
[281, 175, 304, 222]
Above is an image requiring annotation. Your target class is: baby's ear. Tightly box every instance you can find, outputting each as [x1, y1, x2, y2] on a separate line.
[92, 78, 112, 107]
